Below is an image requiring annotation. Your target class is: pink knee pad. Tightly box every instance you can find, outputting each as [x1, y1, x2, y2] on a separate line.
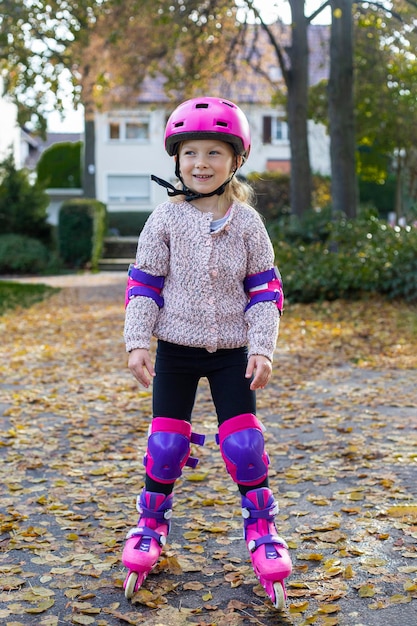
[144, 417, 205, 484]
[217, 414, 269, 486]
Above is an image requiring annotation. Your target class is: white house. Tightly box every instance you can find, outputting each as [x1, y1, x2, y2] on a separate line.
[94, 24, 331, 216]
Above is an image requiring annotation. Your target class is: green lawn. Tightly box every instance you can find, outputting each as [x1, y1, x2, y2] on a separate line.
[0, 281, 59, 315]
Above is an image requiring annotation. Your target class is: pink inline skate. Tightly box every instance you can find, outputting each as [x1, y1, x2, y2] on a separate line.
[122, 489, 172, 598]
[242, 487, 292, 609]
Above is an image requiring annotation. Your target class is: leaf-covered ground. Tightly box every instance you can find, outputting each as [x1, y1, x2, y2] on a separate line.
[0, 273, 416, 626]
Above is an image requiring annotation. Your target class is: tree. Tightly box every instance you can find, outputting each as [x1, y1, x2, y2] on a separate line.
[328, 0, 357, 218]
[0, 153, 51, 243]
[354, 1, 417, 220]
[1, 0, 238, 198]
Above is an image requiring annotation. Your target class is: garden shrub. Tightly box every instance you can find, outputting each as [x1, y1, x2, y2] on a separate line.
[107, 211, 152, 236]
[270, 209, 417, 304]
[246, 171, 291, 221]
[58, 199, 107, 270]
[0, 234, 52, 274]
[37, 141, 82, 188]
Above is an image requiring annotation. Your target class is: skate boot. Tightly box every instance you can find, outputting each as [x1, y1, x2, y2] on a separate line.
[122, 489, 172, 599]
[242, 487, 292, 610]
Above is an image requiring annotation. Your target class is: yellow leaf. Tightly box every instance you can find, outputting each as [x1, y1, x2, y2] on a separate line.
[358, 584, 375, 598]
[317, 603, 340, 614]
[347, 492, 364, 501]
[297, 553, 323, 561]
[71, 616, 96, 625]
[24, 599, 55, 613]
[0, 576, 25, 590]
[386, 505, 417, 520]
[388, 594, 411, 605]
[187, 472, 209, 482]
[65, 533, 79, 541]
[289, 600, 309, 613]
[202, 591, 213, 601]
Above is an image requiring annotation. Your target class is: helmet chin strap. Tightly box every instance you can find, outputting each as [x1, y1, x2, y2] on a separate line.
[151, 156, 237, 202]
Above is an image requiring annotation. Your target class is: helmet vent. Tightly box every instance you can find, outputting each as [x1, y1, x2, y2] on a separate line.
[216, 121, 228, 127]
[174, 121, 185, 128]
[195, 103, 209, 109]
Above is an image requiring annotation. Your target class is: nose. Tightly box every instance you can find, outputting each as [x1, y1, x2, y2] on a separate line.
[195, 154, 208, 168]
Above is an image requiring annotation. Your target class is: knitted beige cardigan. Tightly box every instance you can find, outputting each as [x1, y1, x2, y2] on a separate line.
[124, 200, 280, 361]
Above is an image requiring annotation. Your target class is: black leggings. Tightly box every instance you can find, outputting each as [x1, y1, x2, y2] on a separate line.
[146, 340, 268, 495]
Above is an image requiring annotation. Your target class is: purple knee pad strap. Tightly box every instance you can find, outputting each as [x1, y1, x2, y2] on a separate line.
[217, 414, 269, 486]
[144, 417, 205, 484]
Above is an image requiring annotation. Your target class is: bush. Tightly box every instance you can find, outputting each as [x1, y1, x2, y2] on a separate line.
[0, 234, 53, 274]
[0, 153, 52, 245]
[37, 141, 82, 189]
[58, 199, 107, 270]
[358, 175, 396, 218]
[270, 209, 417, 303]
[107, 211, 152, 236]
[247, 172, 331, 222]
[246, 171, 291, 221]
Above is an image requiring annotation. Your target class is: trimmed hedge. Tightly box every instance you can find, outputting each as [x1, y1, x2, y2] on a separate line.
[37, 141, 82, 188]
[58, 199, 107, 270]
[270, 208, 417, 303]
[107, 211, 152, 236]
[0, 234, 52, 274]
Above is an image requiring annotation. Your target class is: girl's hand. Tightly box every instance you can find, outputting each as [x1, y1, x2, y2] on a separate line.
[128, 348, 155, 388]
[245, 354, 272, 390]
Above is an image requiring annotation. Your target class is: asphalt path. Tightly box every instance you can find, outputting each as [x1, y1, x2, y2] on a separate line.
[0, 272, 416, 625]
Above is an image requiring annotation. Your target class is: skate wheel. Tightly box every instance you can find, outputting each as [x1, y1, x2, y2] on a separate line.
[124, 571, 138, 599]
[273, 581, 285, 610]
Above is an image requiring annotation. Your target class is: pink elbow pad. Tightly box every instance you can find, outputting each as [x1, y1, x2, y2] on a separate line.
[244, 267, 284, 314]
[125, 264, 165, 309]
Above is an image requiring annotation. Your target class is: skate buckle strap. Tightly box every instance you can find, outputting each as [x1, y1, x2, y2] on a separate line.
[248, 534, 288, 553]
[242, 501, 279, 520]
[126, 525, 167, 547]
[136, 497, 173, 522]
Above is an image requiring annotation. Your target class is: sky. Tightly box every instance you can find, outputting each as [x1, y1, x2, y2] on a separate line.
[47, 1, 331, 133]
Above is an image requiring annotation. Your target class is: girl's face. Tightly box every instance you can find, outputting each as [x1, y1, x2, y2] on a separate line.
[177, 139, 238, 196]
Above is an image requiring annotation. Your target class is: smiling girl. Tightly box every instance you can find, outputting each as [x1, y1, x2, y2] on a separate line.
[122, 97, 292, 609]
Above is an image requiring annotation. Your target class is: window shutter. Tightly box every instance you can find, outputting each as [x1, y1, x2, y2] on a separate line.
[263, 116, 272, 144]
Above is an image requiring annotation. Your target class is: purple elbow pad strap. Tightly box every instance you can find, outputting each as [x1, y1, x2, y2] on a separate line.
[128, 286, 164, 308]
[243, 268, 278, 291]
[217, 414, 269, 486]
[144, 417, 205, 484]
[128, 264, 165, 289]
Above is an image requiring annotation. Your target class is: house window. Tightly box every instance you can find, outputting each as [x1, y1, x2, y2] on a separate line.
[107, 175, 150, 203]
[107, 117, 150, 142]
[263, 116, 289, 144]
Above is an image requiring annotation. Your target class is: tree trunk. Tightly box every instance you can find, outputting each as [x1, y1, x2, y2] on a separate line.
[328, 0, 357, 218]
[287, 0, 312, 217]
[82, 101, 96, 199]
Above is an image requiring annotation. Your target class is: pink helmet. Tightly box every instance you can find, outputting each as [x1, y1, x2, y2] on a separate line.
[164, 97, 251, 159]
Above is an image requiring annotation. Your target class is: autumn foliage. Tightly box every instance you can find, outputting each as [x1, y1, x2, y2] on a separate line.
[0, 274, 416, 624]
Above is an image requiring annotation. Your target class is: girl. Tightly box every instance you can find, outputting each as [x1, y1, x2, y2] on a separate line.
[122, 97, 292, 609]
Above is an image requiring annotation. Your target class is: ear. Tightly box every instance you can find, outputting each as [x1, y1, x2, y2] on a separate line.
[234, 155, 243, 171]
